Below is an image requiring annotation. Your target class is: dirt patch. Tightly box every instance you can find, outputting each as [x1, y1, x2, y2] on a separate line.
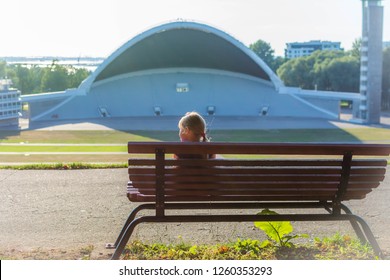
[0, 246, 112, 260]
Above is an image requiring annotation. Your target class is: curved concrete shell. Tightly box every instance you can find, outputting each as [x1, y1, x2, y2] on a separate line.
[25, 21, 340, 122]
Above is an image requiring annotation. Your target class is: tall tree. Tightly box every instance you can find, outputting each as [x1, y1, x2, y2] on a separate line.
[68, 67, 90, 88]
[0, 61, 6, 78]
[14, 65, 34, 94]
[40, 61, 69, 92]
[350, 38, 362, 58]
[249, 39, 277, 71]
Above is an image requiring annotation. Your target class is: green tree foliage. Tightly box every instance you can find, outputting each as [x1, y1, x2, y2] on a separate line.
[14, 65, 32, 93]
[276, 56, 313, 89]
[41, 60, 70, 92]
[350, 38, 362, 58]
[0, 61, 6, 77]
[0, 60, 90, 94]
[69, 67, 90, 88]
[0, 61, 18, 84]
[249, 40, 275, 67]
[277, 50, 359, 92]
[249, 40, 286, 72]
[325, 56, 360, 92]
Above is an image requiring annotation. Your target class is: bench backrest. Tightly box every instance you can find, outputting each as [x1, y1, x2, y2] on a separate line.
[127, 142, 390, 203]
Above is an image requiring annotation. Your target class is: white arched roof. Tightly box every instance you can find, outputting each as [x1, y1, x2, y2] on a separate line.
[79, 21, 283, 92]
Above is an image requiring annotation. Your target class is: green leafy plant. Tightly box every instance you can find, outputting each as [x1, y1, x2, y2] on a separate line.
[233, 238, 261, 255]
[254, 209, 308, 247]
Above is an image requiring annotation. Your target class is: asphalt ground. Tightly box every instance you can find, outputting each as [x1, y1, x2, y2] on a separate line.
[1, 167, 390, 259]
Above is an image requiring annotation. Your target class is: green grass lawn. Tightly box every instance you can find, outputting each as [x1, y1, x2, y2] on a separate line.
[0, 130, 171, 143]
[1, 128, 389, 164]
[0, 145, 127, 153]
[1, 127, 390, 143]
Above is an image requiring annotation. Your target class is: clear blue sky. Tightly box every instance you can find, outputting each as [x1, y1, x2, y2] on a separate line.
[1, 0, 389, 57]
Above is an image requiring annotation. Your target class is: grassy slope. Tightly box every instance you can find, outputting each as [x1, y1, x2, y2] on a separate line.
[1, 128, 389, 164]
[1, 128, 390, 143]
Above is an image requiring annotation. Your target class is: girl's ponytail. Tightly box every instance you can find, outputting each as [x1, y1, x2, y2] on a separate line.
[202, 132, 211, 142]
[201, 132, 207, 142]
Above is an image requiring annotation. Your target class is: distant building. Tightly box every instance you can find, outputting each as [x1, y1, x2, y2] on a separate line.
[0, 79, 21, 127]
[384, 41, 390, 49]
[285, 40, 343, 59]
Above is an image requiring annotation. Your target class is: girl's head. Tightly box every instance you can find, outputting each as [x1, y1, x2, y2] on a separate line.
[178, 112, 209, 142]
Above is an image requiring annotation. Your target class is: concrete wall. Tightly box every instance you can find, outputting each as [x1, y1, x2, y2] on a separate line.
[32, 69, 337, 121]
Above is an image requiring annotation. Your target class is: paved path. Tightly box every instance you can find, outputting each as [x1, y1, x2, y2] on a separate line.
[1, 168, 390, 259]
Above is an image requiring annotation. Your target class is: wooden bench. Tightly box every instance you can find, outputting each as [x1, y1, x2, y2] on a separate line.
[109, 142, 390, 259]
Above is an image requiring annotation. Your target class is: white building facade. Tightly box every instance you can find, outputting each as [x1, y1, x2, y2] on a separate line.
[0, 79, 21, 127]
[285, 40, 343, 59]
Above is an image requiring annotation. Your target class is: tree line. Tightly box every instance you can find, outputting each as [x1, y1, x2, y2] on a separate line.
[0, 60, 90, 94]
[1, 41, 390, 110]
[249, 39, 390, 110]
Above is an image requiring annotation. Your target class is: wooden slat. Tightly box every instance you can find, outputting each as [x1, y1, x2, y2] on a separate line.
[349, 175, 385, 182]
[131, 173, 344, 181]
[128, 158, 387, 168]
[161, 175, 343, 182]
[129, 181, 381, 191]
[128, 190, 367, 202]
[166, 167, 343, 175]
[350, 167, 386, 175]
[128, 184, 342, 190]
[128, 142, 390, 156]
[352, 159, 388, 167]
[127, 193, 368, 202]
[128, 167, 386, 177]
[128, 168, 155, 175]
[128, 159, 157, 166]
[164, 159, 343, 167]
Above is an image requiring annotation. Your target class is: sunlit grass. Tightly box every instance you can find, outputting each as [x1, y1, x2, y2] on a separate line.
[121, 234, 379, 260]
[1, 128, 390, 144]
[1, 128, 389, 164]
[0, 145, 127, 153]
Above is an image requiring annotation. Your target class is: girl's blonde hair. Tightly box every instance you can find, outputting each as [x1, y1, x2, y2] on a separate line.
[178, 112, 209, 142]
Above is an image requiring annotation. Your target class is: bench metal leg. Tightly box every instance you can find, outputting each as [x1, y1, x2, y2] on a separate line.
[344, 214, 383, 258]
[339, 204, 368, 245]
[111, 216, 159, 260]
[106, 204, 155, 249]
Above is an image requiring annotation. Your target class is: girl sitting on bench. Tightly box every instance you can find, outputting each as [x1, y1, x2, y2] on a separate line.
[174, 111, 216, 159]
